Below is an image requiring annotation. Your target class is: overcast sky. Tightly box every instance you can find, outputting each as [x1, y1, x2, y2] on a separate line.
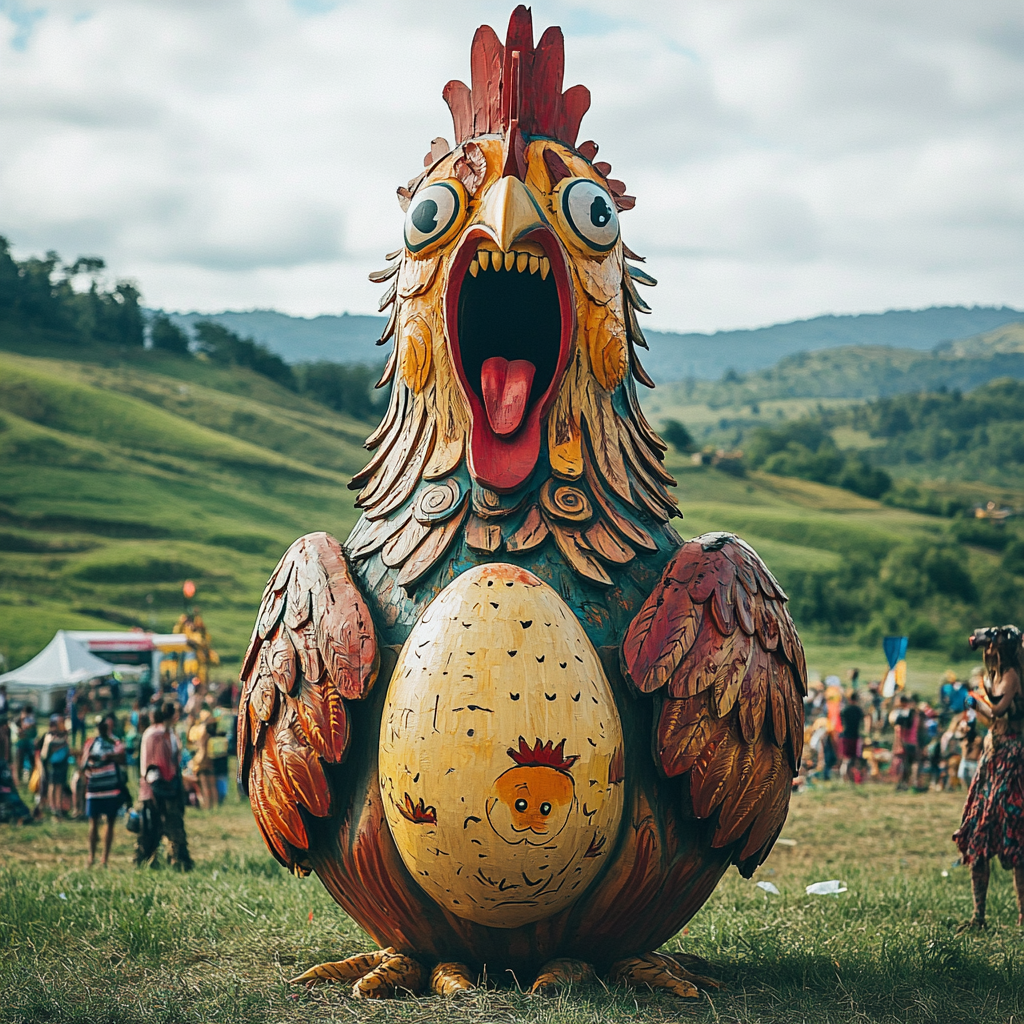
[1, 1, 1022, 332]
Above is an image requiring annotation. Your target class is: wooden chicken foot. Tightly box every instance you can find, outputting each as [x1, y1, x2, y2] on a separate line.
[289, 947, 427, 998]
[429, 961, 477, 995]
[607, 951, 722, 999]
[529, 958, 596, 996]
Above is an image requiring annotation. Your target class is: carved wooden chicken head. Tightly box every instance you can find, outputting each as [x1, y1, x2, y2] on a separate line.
[370, 5, 660, 497]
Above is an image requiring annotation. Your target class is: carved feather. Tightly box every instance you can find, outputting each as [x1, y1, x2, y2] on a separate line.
[546, 516, 613, 587]
[238, 533, 378, 873]
[505, 504, 550, 553]
[396, 503, 469, 589]
[622, 579, 704, 693]
[582, 439, 657, 552]
[658, 692, 726, 778]
[623, 533, 807, 870]
[584, 519, 634, 565]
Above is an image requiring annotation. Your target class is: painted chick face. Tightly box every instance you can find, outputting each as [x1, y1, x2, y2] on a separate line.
[487, 760, 576, 846]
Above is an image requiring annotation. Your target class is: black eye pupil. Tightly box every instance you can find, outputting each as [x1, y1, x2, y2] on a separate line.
[540, 802, 552, 815]
[514, 799, 528, 812]
[590, 195, 612, 227]
[412, 199, 439, 234]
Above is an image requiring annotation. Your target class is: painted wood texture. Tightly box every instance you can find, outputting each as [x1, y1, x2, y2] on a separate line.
[379, 563, 624, 928]
[237, 533, 378, 871]
[238, 4, 808, 989]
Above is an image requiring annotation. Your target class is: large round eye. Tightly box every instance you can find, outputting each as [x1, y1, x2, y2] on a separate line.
[514, 798, 528, 812]
[404, 179, 467, 255]
[539, 802, 552, 816]
[556, 177, 619, 252]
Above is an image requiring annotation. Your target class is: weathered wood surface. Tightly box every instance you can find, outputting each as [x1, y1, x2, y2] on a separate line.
[237, 4, 808, 990]
[379, 563, 624, 928]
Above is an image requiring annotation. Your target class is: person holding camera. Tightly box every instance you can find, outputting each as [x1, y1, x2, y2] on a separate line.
[81, 716, 127, 867]
[953, 626, 1024, 930]
[135, 703, 193, 871]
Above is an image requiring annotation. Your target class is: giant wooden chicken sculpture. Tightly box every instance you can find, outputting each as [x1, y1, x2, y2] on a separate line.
[239, 7, 807, 1000]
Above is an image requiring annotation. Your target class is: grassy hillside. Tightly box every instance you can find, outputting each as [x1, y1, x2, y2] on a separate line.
[652, 330, 1024, 413]
[0, 342, 369, 669]
[1, 337, 1009, 689]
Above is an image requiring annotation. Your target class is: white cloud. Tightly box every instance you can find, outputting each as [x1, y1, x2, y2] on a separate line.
[1, 0, 1022, 331]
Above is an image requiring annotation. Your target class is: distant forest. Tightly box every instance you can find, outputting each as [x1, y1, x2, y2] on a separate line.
[0, 236, 384, 421]
[658, 379, 1024, 655]
[0, 236, 144, 348]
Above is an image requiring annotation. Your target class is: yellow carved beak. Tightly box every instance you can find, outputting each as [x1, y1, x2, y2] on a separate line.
[475, 176, 544, 251]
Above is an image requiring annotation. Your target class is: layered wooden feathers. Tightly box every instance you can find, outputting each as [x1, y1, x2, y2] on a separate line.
[238, 533, 379, 872]
[621, 533, 807, 874]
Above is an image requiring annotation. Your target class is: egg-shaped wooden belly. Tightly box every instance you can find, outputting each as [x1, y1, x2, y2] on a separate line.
[379, 562, 625, 929]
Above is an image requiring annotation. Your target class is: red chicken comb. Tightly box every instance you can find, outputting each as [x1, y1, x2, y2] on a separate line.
[442, 5, 591, 148]
[506, 736, 580, 771]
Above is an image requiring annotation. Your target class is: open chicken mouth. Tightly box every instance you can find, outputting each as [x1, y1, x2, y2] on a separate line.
[446, 231, 572, 492]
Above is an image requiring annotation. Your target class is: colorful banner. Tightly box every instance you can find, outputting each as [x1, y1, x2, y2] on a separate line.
[882, 636, 908, 697]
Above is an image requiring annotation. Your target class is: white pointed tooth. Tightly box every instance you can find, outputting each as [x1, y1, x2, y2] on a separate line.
[516, 252, 529, 273]
[539, 256, 550, 281]
[503, 251, 515, 272]
[477, 250, 490, 270]
[529, 255, 540, 275]
[469, 259, 479, 277]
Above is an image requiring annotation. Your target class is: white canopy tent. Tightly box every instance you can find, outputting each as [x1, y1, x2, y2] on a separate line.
[0, 630, 114, 714]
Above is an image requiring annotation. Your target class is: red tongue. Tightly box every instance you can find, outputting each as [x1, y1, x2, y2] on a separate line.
[480, 357, 536, 437]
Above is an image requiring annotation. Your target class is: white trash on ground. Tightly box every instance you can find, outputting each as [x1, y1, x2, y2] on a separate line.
[805, 880, 847, 896]
[756, 881, 781, 895]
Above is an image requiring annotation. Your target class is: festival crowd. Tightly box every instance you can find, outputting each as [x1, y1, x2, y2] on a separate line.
[0, 675, 238, 869]
[800, 667, 988, 793]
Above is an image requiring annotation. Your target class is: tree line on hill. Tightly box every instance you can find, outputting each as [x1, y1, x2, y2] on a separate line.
[0, 236, 385, 421]
[0, 236, 144, 348]
[667, 378, 1024, 505]
[663, 378, 1024, 656]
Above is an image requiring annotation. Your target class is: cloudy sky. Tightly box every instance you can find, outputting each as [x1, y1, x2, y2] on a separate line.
[1, 1, 1022, 332]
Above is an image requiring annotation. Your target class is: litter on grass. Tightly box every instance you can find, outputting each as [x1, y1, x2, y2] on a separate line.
[775, 838, 797, 847]
[806, 880, 847, 896]
[756, 881, 781, 895]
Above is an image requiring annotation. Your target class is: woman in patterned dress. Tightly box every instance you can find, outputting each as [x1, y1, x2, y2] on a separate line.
[953, 626, 1024, 930]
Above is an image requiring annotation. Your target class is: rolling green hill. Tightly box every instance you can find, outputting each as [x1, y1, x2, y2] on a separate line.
[0, 342, 369, 669]
[3, 338, 1021, 688]
[655, 328, 1024, 410]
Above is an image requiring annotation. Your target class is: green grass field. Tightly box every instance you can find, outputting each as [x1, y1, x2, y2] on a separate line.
[2, 778, 1021, 1024]
[0, 346, 368, 667]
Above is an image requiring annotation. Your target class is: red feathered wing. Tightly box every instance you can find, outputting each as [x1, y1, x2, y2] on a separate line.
[237, 532, 378, 872]
[622, 532, 807, 873]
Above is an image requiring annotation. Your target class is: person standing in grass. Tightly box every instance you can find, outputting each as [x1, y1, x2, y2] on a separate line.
[81, 717, 126, 868]
[839, 691, 864, 783]
[188, 709, 218, 810]
[0, 684, 10, 765]
[890, 694, 919, 790]
[953, 627, 1024, 931]
[40, 715, 71, 816]
[135, 703, 193, 871]
[955, 711, 984, 788]
[15, 705, 37, 782]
